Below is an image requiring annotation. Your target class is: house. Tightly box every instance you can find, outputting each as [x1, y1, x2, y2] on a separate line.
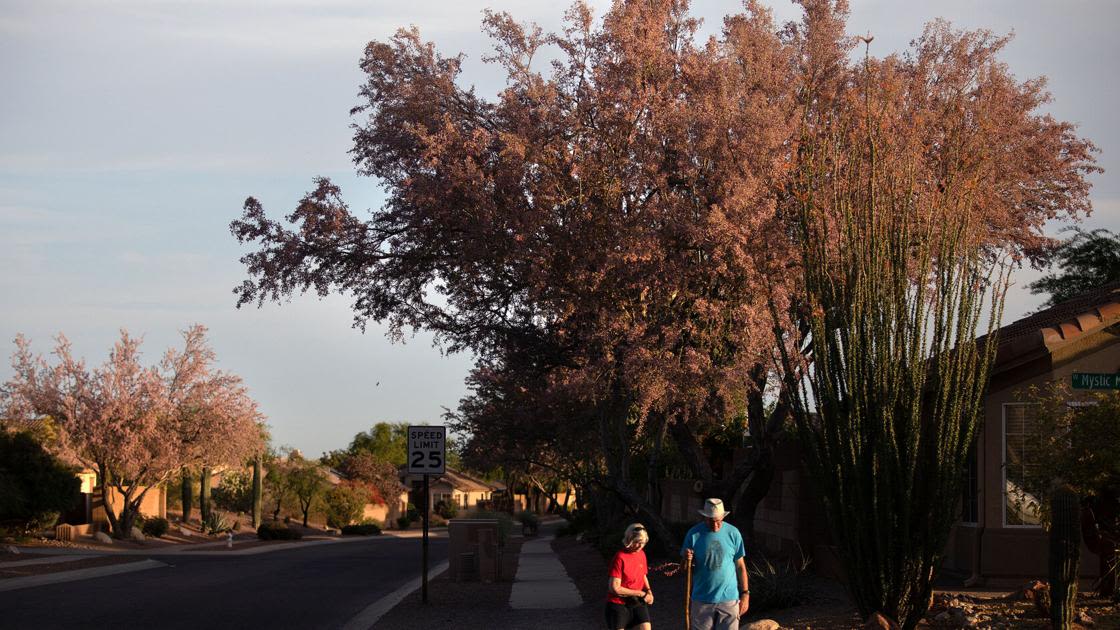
[662, 282, 1120, 585]
[400, 467, 504, 515]
[58, 469, 167, 536]
[942, 281, 1120, 585]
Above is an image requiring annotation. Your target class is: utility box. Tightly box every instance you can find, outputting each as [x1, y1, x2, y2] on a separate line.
[449, 518, 502, 582]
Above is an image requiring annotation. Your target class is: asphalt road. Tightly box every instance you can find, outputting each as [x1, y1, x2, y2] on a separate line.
[0, 536, 448, 630]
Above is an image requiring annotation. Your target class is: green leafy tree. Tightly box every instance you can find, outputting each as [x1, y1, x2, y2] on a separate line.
[0, 432, 79, 535]
[288, 455, 328, 527]
[263, 450, 295, 521]
[1018, 384, 1120, 515]
[1029, 228, 1120, 307]
[323, 482, 369, 529]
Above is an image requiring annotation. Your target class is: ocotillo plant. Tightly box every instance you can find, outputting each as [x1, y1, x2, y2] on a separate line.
[1049, 485, 1081, 629]
[773, 41, 1010, 630]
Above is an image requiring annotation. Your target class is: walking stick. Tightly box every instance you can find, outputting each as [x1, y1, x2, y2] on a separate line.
[684, 555, 692, 630]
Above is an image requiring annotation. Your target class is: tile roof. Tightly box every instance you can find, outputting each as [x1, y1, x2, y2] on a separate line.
[991, 281, 1120, 369]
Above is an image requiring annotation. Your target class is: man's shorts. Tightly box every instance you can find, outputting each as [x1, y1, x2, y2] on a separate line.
[605, 599, 651, 629]
[690, 600, 739, 630]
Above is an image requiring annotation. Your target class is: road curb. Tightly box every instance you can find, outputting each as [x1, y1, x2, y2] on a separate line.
[340, 560, 451, 630]
[0, 559, 167, 592]
[13, 531, 439, 558]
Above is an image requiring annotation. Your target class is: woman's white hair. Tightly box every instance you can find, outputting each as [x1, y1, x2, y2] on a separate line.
[623, 523, 649, 548]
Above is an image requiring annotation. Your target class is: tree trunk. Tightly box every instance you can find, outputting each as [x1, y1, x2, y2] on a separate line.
[199, 466, 212, 523]
[251, 456, 262, 528]
[181, 470, 193, 523]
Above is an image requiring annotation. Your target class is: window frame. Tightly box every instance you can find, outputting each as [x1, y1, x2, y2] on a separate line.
[1001, 402, 1042, 529]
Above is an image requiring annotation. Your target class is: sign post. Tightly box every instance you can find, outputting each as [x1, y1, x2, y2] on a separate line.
[408, 425, 446, 605]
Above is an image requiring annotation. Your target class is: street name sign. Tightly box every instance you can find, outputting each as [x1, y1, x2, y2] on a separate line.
[407, 425, 446, 475]
[1071, 373, 1120, 390]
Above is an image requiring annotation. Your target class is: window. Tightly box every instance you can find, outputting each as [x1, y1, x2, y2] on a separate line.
[960, 443, 979, 525]
[1003, 403, 1042, 527]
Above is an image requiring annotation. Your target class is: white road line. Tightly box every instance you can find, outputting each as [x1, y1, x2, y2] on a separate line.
[0, 559, 167, 592]
[341, 560, 450, 630]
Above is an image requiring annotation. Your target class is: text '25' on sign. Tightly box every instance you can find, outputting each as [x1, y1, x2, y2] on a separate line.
[408, 425, 446, 475]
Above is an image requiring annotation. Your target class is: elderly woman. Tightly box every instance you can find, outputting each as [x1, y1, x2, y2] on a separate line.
[606, 523, 655, 630]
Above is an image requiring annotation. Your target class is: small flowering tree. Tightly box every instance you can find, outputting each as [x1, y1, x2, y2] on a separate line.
[4, 327, 266, 538]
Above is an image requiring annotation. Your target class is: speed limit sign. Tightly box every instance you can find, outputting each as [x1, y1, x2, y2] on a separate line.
[407, 425, 446, 474]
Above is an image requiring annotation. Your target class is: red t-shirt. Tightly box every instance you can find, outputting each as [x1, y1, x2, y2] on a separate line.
[607, 548, 647, 605]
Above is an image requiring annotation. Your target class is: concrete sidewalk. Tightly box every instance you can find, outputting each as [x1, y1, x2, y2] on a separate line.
[509, 533, 582, 609]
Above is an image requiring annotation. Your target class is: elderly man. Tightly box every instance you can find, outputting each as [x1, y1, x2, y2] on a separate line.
[681, 498, 749, 630]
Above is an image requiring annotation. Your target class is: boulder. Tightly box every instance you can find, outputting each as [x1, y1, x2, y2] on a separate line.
[94, 531, 113, 544]
[864, 612, 900, 630]
[743, 621, 780, 630]
[1076, 611, 1095, 626]
[179, 526, 193, 537]
[130, 527, 145, 542]
[3, 545, 20, 555]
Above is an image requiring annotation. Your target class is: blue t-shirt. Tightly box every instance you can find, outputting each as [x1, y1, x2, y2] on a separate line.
[680, 521, 746, 603]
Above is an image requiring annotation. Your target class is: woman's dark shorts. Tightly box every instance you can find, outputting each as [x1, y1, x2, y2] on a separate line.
[605, 599, 651, 629]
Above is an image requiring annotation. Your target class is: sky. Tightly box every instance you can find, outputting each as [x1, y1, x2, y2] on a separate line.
[3, 0, 1118, 459]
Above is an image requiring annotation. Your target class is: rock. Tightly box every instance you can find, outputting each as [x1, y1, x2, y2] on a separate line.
[863, 612, 900, 630]
[130, 527, 145, 542]
[934, 611, 950, 622]
[4, 545, 20, 554]
[179, 526, 193, 537]
[94, 531, 113, 544]
[962, 615, 981, 628]
[743, 621, 780, 630]
[1076, 611, 1094, 626]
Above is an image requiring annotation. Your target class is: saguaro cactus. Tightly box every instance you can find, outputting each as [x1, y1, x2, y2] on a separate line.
[199, 465, 212, 523]
[1049, 484, 1081, 630]
[181, 470, 193, 523]
[251, 455, 263, 528]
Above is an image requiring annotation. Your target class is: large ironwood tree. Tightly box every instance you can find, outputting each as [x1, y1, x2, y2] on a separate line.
[232, 0, 799, 546]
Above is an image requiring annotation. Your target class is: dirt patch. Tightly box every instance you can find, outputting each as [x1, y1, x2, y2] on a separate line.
[0, 556, 149, 579]
[374, 537, 533, 630]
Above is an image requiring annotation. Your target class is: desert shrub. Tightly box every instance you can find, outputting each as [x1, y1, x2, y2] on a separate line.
[471, 510, 514, 545]
[212, 471, 253, 514]
[747, 553, 812, 612]
[323, 483, 367, 529]
[141, 517, 169, 538]
[556, 508, 596, 538]
[341, 523, 382, 536]
[257, 522, 302, 540]
[202, 511, 233, 535]
[516, 511, 540, 530]
[0, 432, 79, 536]
[434, 498, 458, 520]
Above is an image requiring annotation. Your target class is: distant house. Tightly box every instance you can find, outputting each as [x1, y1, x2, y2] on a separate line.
[400, 467, 504, 514]
[662, 282, 1120, 586]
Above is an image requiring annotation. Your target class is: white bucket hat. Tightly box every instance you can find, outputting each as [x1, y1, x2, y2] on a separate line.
[698, 498, 729, 520]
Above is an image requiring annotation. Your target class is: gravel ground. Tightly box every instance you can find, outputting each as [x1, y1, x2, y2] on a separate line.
[374, 535, 543, 630]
